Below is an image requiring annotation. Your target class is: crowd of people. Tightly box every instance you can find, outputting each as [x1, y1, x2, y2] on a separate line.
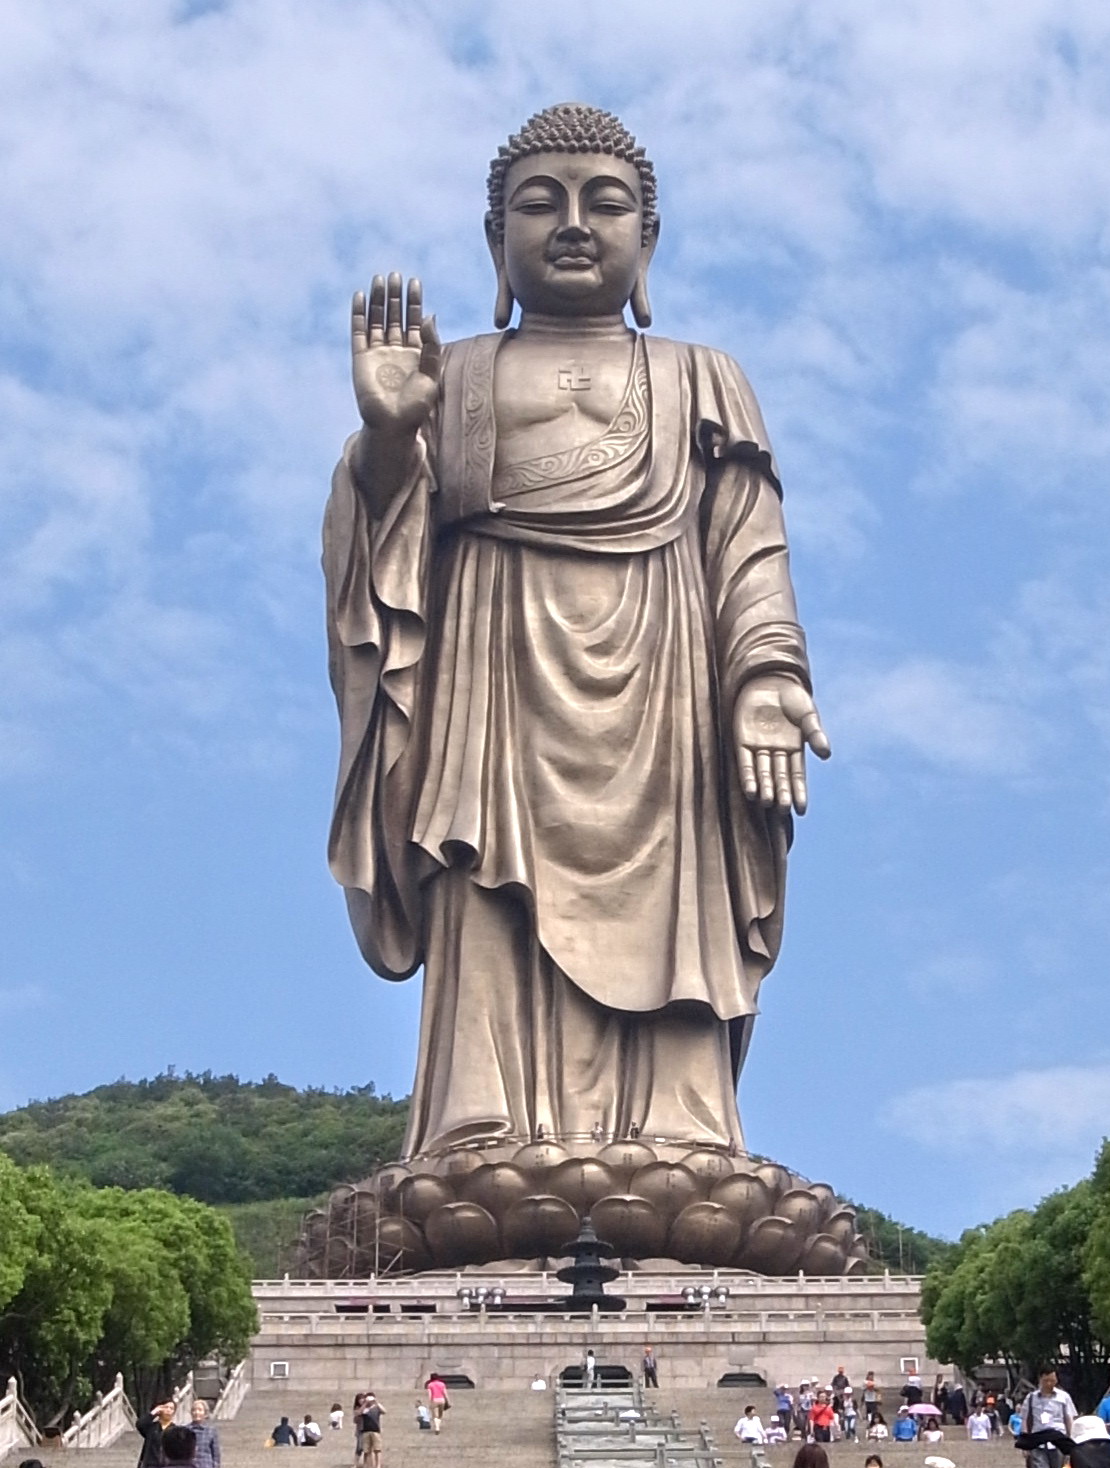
[735, 1367, 943, 1446]
[74, 1356, 1110, 1468]
[734, 1366, 1110, 1467]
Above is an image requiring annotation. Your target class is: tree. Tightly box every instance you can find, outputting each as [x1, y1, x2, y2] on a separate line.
[0, 1165, 257, 1421]
[0, 1152, 38, 1310]
[922, 1180, 1110, 1407]
[1083, 1139, 1110, 1347]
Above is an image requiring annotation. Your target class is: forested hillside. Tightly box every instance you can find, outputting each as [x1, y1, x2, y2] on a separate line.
[0, 1071, 407, 1203]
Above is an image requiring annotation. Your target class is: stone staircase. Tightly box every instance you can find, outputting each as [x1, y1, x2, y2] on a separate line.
[62, 1384, 1027, 1468]
[66, 1386, 558, 1468]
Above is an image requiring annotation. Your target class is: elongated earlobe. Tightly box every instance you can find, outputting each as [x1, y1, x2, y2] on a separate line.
[494, 270, 515, 329]
[631, 274, 652, 328]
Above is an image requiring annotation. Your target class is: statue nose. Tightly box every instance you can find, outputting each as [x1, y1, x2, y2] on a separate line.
[555, 226, 591, 254]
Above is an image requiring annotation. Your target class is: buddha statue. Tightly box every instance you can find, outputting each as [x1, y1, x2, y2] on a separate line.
[316, 105, 853, 1275]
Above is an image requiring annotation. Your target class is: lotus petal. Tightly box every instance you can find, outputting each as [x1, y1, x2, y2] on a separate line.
[668, 1202, 742, 1266]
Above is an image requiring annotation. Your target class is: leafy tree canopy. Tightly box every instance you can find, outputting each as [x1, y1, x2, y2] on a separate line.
[0, 1163, 257, 1424]
[922, 1150, 1110, 1409]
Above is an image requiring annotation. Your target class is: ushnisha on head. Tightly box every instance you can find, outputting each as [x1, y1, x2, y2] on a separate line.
[485, 103, 659, 329]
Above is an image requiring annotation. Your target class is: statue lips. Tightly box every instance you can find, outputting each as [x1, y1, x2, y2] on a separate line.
[547, 246, 598, 271]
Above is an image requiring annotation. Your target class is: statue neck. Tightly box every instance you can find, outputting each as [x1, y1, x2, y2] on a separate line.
[516, 312, 633, 341]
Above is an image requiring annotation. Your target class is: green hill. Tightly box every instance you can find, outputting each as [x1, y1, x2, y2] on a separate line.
[0, 1070, 407, 1203]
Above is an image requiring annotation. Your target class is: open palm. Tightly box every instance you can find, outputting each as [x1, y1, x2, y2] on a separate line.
[351, 272, 441, 434]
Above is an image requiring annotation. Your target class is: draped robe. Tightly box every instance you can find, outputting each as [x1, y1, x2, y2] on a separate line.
[324, 331, 811, 1159]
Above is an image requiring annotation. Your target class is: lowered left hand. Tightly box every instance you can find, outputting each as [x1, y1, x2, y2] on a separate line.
[733, 674, 831, 814]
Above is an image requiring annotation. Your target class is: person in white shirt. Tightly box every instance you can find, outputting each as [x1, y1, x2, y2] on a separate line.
[297, 1416, 322, 1446]
[968, 1409, 993, 1441]
[734, 1407, 768, 1444]
[867, 1414, 889, 1442]
[1021, 1370, 1077, 1468]
[530, 1375, 548, 1391]
[328, 1405, 344, 1432]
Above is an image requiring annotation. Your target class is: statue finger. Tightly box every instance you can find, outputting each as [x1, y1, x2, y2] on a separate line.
[739, 744, 757, 800]
[418, 316, 442, 381]
[385, 271, 404, 345]
[405, 278, 423, 348]
[368, 276, 386, 347]
[789, 750, 808, 814]
[803, 716, 832, 760]
[772, 750, 792, 810]
[755, 749, 774, 807]
[351, 291, 368, 354]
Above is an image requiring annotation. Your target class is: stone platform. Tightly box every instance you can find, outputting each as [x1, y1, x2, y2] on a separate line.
[250, 1270, 943, 1395]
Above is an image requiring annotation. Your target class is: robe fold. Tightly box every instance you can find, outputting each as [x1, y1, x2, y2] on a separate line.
[324, 332, 811, 1155]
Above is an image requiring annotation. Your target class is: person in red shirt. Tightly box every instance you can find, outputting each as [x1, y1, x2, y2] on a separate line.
[810, 1391, 837, 1443]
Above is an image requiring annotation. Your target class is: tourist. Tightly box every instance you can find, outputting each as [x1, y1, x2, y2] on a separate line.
[188, 1402, 220, 1468]
[329, 1405, 343, 1432]
[766, 1421, 788, 1445]
[1021, 1369, 1077, 1468]
[530, 1374, 548, 1391]
[864, 1457, 883, 1468]
[352, 1393, 366, 1463]
[414, 1402, 432, 1431]
[902, 1374, 924, 1408]
[946, 1383, 968, 1426]
[270, 1418, 298, 1448]
[867, 1415, 889, 1443]
[791, 1445, 830, 1468]
[842, 1390, 859, 1443]
[1069, 1414, 1110, 1468]
[922, 1417, 944, 1443]
[137, 1399, 177, 1467]
[831, 1367, 850, 1414]
[773, 1384, 794, 1437]
[425, 1374, 449, 1434]
[893, 1408, 918, 1442]
[796, 1380, 816, 1437]
[967, 1406, 993, 1442]
[809, 1390, 836, 1444]
[642, 1346, 659, 1389]
[358, 1395, 384, 1468]
[162, 1427, 197, 1465]
[297, 1415, 322, 1446]
[934, 1377, 949, 1423]
[861, 1373, 882, 1426]
[734, 1407, 768, 1444]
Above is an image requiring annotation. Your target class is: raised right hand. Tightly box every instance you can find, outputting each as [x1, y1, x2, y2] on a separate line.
[351, 273, 441, 435]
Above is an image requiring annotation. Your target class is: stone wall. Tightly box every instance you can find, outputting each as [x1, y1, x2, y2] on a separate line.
[249, 1272, 946, 1394]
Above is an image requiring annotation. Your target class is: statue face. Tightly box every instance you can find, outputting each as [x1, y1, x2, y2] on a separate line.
[499, 150, 652, 317]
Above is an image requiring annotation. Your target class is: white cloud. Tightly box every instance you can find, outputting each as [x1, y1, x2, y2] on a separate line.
[825, 654, 1039, 774]
[904, 950, 999, 998]
[884, 1064, 1110, 1154]
[0, 0, 1109, 789]
[0, 985, 49, 1014]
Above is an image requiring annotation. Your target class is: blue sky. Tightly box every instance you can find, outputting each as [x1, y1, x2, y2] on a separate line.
[2, 0, 1109, 1241]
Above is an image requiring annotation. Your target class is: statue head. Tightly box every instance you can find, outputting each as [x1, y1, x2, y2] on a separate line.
[485, 103, 660, 328]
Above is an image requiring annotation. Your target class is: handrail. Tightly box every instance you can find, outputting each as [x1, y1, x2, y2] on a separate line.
[253, 1274, 925, 1290]
[212, 1362, 250, 1422]
[62, 1373, 137, 1450]
[0, 1376, 41, 1462]
[172, 1372, 195, 1424]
